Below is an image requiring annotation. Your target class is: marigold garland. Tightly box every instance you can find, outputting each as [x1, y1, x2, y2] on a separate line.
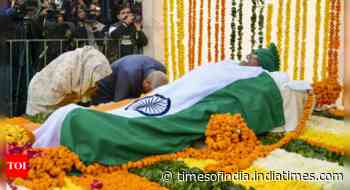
[220, 0, 226, 60]
[282, 0, 291, 72]
[163, 0, 170, 79]
[299, 0, 309, 80]
[190, 0, 197, 69]
[169, 0, 178, 80]
[321, 0, 331, 80]
[312, 0, 322, 82]
[276, 0, 284, 56]
[230, 0, 237, 59]
[207, 0, 212, 62]
[257, 1, 264, 48]
[293, 0, 302, 80]
[188, 0, 193, 69]
[176, 0, 185, 76]
[197, 0, 204, 66]
[250, 0, 258, 48]
[264, 4, 273, 46]
[214, 0, 220, 62]
[237, 0, 243, 60]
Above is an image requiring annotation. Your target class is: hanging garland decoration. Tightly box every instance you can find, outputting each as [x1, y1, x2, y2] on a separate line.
[257, 0, 264, 48]
[163, 0, 170, 79]
[220, 0, 226, 60]
[312, 0, 322, 82]
[198, 0, 204, 66]
[264, 4, 273, 46]
[163, 0, 170, 78]
[207, 0, 212, 62]
[190, 0, 197, 69]
[176, 0, 185, 76]
[282, 0, 291, 72]
[299, 0, 309, 80]
[321, 0, 331, 80]
[276, 0, 284, 55]
[312, 0, 342, 108]
[188, 0, 193, 70]
[170, 0, 178, 80]
[237, 0, 243, 60]
[293, 0, 302, 80]
[250, 0, 257, 48]
[230, 0, 237, 59]
[214, 0, 220, 62]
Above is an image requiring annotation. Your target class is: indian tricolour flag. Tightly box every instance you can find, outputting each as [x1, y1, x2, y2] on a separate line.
[33, 61, 285, 165]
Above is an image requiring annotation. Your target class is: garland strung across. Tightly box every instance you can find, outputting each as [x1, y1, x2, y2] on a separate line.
[230, 0, 237, 59]
[237, 0, 243, 60]
[264, 4, 273, 46]
[293, 0, 302, 80]
[282, 0, 291, 72]
[207, 0, 212, 62]
[312, 0, 322, 82]
[299, 0, 309, 80]
[214, 0, 220, 62]
[321, 0, 331, 80]
[250, 0, 257, 48]
[169, 0, 178, 80]
[220, 0, 226, 60]
[176, 0, 185, 76]
[276, 0, 284, 56]
[188, 0, 193, 70]
[197, 0, 204, 66]
[163, 0, 170, 79]
[257, 0, 264, 48]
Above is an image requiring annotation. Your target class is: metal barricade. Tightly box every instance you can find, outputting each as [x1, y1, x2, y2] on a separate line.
[1, 38, 121, 116]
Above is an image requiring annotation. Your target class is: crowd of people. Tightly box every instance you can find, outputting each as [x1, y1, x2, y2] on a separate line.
[0, 0, 148, 57]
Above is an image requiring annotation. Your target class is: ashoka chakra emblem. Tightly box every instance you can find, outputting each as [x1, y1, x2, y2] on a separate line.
[125, 94, 171, 116]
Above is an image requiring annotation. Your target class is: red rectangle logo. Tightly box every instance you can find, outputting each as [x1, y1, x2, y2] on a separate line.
[5, 154, 28, 178]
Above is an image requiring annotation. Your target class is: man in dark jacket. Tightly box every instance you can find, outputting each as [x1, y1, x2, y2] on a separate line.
[92, 55, 168, 104]
[108, 4, 148, 58]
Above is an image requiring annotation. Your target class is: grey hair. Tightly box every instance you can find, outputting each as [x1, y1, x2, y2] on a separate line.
[145, 71, 168, 90]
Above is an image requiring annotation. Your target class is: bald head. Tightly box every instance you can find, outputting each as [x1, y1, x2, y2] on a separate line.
[142, 71, 168, 93]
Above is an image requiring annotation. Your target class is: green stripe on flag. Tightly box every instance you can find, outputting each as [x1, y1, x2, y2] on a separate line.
[61, 72, 284, 165]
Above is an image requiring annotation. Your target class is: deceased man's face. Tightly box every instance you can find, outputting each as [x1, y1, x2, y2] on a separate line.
[240, 53, 260, 67]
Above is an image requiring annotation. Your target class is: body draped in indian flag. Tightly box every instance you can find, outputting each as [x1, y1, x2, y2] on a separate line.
[34, 61, 285, 165]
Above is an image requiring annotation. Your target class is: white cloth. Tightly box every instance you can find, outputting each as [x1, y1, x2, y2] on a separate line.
[26, 46, 112, 116]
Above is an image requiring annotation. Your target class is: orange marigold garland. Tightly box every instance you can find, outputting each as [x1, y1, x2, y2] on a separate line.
[293, 0, 301, 80]
[299, 0, 309, 80]
[321, 0, 331, 80]
[198, 0, 204, 66]
[220, 0, 226, 60]
[313, 0, 342, 107]
[214, 0, 220, 62]
[312, 0, 322, 82]
[190, 0, 197, 69]
[207, 0, 212, 62]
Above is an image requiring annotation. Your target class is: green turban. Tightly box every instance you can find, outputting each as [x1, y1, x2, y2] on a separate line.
[253, 43, 280, 72]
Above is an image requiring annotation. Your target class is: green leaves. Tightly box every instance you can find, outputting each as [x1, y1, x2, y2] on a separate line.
[130, 161, 254, 190]
[283, 140, 346, 166]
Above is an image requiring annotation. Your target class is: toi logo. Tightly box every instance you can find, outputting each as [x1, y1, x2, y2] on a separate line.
[5, 154, 29, 178]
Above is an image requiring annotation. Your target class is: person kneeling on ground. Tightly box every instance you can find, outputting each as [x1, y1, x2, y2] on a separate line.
[26, 46, 112, 116]
[92, 55, 168, 105]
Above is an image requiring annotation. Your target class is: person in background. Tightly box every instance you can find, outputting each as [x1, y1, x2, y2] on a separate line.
[108, 3, 148, 58]
[26, 46, 112, 116]
[92, 55, 168, 104]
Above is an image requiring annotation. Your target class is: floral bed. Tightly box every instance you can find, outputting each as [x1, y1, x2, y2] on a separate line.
[1, 94, 348, 190]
